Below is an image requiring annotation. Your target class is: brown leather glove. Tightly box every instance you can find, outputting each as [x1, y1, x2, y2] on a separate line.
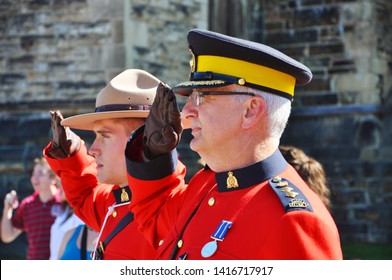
[142, 83, 183, 159]
[48, 110, 81, 159]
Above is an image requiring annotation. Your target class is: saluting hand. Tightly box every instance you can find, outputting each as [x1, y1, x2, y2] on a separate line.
[48, 110, 81, 159]
[142, 82, 183, 159]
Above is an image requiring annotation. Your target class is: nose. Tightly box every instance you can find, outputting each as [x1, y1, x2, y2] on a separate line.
[181, 98, 196, 129]
[88, 140, 99, 157]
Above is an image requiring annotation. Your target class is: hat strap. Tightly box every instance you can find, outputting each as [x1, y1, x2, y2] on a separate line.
[95, 104, 152, 112]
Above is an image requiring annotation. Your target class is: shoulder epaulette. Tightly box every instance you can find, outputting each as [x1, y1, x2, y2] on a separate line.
[269, 176, 313, 212]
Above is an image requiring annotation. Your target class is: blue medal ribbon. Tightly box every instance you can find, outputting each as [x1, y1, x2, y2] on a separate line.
[201, 220, 233, 258]
[211, 220, 233, 241]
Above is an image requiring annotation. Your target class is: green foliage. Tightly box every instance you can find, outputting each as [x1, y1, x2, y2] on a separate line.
[342, 242, 392, 260]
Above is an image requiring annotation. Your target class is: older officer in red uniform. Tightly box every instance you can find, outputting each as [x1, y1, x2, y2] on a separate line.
[125, 29, 343, 259]
[43, 69, 159, 259]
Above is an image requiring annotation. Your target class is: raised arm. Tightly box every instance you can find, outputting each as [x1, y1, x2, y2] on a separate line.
[1, 191, 22, 243]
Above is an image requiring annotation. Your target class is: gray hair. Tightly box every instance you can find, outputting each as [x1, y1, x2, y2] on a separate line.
[231, 85, 291, 138]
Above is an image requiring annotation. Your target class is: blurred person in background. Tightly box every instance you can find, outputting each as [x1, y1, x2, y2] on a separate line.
[57, 224, 98, 260]
[1, 157, 61, 259]
[279, 145, 331, 210]
[49, 178, 84, 259]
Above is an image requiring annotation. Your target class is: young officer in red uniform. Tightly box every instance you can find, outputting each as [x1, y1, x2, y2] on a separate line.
[43, 69, 159, 259]
[125, 29, 343, 260]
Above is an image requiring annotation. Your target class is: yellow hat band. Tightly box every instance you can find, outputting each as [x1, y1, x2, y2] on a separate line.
[197, 55, 296, 96]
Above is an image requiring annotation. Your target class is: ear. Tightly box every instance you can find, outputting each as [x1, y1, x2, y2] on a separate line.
[51, 176, 60, 187]
[242, 97, 265, 129]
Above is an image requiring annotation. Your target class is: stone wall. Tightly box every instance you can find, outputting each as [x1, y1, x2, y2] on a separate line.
[259, 0, 392, 243]
[0, 0, 126, 188]
[0, 0, 391, 258]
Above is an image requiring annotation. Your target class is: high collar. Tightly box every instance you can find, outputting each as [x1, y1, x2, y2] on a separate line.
[112, 186, 132, 205]
[207, 149, 288, 192]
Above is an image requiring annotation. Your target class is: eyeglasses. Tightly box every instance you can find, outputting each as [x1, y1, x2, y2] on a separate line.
[188, 91, 256, 106]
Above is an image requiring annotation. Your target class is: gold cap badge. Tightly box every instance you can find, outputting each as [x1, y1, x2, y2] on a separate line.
[189, 49, 196, 73]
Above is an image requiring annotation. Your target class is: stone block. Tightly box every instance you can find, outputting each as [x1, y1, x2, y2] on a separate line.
[128, 21, 148, 48]
[304, 77, 330, 92]
[88, 0, 123, 21]
[0, 162, 23, 173]
[309, 42, 345, 56]
[332, 73, 381, 104]
[294, 6, 340, 28]
[337, 222, 369, 241]
[299, 93, 338, 106]
[265, 29, 317, 45]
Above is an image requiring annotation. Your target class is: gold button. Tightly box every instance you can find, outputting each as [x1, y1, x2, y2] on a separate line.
[177, 239, 183, 248]
[208, 197, 215, 206]
[271, 176, 281, 183]
[238, 78, 246, 85]
[159, 240, 164, 246]
[112, 210, 117, 218]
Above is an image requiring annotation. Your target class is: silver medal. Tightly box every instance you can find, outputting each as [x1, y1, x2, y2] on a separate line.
[201, 240, 218, 258]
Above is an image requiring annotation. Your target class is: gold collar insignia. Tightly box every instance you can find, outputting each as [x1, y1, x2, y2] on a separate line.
[226, 171, 239, 189]
[121, 188, 129, 202]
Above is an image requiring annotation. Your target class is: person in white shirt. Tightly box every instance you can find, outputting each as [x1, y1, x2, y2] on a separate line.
[49, 179, 83, 260]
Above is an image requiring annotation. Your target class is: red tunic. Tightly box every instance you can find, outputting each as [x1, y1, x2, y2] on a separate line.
[125, 129, 343, 260]
[43, 142, 156, 259]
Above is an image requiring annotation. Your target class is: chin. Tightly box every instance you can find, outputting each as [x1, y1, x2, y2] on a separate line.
[189, 140, 203, 154]
[96, 174, 106, 183]
[189, 141, 197, 152]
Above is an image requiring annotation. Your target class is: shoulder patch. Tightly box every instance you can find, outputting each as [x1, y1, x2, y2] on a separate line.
[269, 176, 313, 212]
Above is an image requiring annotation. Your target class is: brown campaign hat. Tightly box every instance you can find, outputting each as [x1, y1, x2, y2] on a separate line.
[61, 69, 161, 130]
